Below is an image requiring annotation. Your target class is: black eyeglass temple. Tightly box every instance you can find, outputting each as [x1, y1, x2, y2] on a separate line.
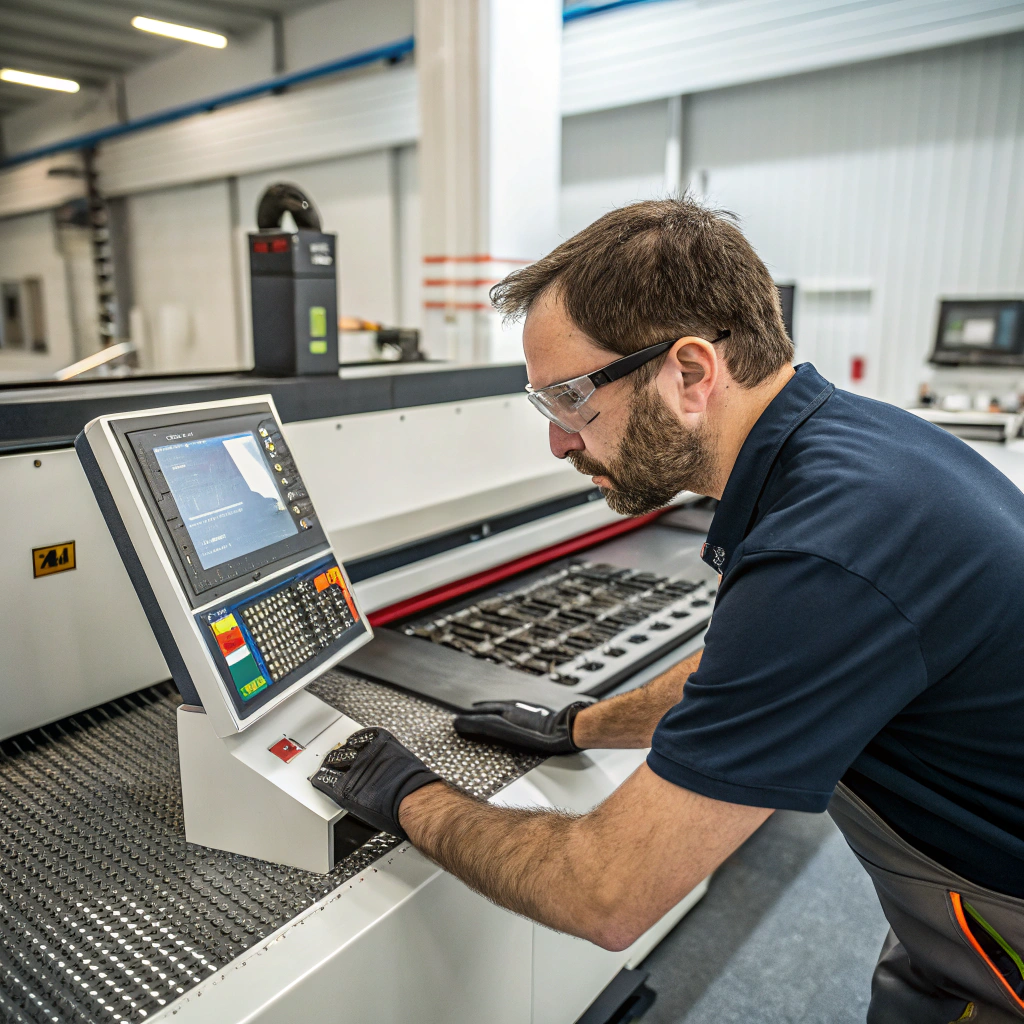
[589, 330, 730, 387]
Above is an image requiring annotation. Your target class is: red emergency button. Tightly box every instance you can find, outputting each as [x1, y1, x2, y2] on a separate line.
[270, 737, 304, 763]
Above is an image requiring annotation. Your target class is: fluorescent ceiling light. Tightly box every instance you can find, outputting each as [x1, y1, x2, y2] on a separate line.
[0, 68, 80, 93]
[131, 16, 227, 48]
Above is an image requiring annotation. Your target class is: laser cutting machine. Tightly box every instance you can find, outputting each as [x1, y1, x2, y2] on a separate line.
[0, 365, 716, 1023]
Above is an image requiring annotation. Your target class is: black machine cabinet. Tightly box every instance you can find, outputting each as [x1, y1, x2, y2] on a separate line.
[249, 229, 339, 375]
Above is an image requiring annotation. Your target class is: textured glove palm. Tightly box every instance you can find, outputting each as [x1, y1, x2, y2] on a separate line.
[452, 700, 590, 755]
[310, 727, 441, 841]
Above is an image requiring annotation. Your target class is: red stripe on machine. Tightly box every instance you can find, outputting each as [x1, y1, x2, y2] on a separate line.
[367, 510, 665, 627]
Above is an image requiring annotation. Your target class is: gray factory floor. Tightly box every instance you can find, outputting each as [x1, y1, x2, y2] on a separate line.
[638, 808, 890, 1024]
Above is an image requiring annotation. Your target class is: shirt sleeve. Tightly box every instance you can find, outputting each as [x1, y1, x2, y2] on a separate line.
[648, 550, 928, 812]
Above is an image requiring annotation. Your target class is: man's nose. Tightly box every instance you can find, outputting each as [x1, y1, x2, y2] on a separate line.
[549, 421, 585, 459]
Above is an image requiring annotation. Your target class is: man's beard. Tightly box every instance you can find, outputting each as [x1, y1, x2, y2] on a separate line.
[567, 384, 717, 517]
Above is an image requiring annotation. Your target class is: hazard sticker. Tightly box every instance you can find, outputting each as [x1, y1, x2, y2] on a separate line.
[33, 541, 76, 578]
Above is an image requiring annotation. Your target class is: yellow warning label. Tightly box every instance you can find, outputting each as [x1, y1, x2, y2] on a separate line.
[33, 541, 76, 578]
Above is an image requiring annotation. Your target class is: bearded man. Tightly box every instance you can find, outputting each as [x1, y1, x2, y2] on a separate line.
[314, 197, 1024, 1023]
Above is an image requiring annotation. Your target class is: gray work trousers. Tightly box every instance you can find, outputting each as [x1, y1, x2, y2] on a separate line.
[828, 783, 1024, 1023]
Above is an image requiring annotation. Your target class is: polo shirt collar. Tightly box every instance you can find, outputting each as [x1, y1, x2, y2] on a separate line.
[701, 362, 834, 575]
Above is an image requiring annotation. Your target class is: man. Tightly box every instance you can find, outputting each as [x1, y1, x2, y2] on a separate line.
[313, 197, 1024, 1023]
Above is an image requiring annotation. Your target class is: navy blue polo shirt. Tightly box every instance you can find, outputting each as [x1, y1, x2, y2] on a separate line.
[648, 363, 1024, 897]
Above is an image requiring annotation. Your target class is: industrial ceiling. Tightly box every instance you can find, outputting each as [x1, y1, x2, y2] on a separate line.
[0, 0, 321, 115]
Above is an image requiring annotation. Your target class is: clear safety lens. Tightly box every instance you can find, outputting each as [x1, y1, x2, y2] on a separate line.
[527, 374, 599, 433]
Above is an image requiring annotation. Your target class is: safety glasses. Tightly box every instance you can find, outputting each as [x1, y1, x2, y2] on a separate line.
[526, 330, 730, 433]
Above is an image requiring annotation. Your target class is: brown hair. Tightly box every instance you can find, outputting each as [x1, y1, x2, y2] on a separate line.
[490, 194, 793, 388]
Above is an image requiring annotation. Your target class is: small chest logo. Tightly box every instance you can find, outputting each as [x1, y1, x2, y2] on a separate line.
[700, 543, 726, 571]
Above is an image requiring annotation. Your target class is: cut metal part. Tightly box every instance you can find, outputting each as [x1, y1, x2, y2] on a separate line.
[0, 674, 539, 1023]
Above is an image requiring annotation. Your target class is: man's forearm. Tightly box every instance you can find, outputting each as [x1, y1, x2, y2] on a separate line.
[399, 781, 609, 942]
[398, 754, 768, 953]
[573, 648, 702, 749]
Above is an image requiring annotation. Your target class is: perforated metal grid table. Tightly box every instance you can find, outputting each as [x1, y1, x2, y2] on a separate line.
[0, 672, 540, 1024]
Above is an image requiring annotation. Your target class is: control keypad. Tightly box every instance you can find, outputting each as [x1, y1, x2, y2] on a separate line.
[240, 572, 356, 683]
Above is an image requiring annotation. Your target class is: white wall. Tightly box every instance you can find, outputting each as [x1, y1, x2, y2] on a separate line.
[0, 212, 78, 378]
[555, 34, 1024, 403]
[560, 99, 668, 239]
[2, 15, 1022, 391]
[684, 32, 1024, 403]
[127, 181, 241, 372]
[2, 87, 118, 157]
[561, 0, 1024, 115]
[126, 26, 275, 121]
[286, 0, 414, 69]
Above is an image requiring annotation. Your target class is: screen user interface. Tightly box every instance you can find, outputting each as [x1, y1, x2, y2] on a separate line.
[940, 303, 1022, 355]
[153, 431, 297, 570]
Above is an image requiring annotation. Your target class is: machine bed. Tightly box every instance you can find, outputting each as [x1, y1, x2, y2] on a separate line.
[0, 521, 713, 1023]
[0, 673, 540, 1024]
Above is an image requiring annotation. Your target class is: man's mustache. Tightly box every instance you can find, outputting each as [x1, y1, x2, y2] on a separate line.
[567, 450, 617, 488]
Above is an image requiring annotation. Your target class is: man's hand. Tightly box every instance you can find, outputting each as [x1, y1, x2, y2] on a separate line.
[453, 700, 590, 754]
[452, 649, 704, 755]
[311, 727, 442, 841]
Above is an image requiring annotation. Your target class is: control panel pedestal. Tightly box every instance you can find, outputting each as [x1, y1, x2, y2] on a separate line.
[177, 690, 373, 873]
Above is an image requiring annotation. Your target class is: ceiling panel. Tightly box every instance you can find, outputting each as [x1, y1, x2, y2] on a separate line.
[0, 0, 321, 111]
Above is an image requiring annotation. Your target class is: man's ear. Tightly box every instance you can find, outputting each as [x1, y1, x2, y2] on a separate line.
[661, 337, 719, 415]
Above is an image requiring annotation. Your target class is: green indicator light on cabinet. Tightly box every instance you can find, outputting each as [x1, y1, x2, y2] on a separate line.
[309, 306, 327, 338]
[309, 340, 328, 355]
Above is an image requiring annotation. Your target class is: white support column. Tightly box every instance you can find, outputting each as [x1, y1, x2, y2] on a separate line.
[416, 0, 562, 363]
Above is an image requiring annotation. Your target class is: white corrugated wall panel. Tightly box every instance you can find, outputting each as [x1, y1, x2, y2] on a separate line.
[562, 0, 1024, 115]
[681, 33, 1024, 404]
[560, 99, 668, 237]
[97, 65, 418, 197]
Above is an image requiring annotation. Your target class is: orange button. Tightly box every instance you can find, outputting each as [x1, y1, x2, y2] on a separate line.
[314, 572, 329, 593]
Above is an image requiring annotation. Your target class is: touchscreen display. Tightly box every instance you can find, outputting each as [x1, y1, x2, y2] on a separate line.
[153, 431, 297, 570]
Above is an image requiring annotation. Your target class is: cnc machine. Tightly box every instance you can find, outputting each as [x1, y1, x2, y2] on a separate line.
[0, 366, 716, 1024]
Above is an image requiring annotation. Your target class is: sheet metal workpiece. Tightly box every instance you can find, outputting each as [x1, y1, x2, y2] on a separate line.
[0, 673, 540, 1023]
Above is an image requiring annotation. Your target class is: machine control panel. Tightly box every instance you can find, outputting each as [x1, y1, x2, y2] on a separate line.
[77, 396, 372, 736]
[201, 557, 360, 702]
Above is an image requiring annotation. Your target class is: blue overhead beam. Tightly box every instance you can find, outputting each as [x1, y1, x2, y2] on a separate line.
[0, 0, 674, 171]
[0, 36, 415, 170]
[563, 0, 670, 23]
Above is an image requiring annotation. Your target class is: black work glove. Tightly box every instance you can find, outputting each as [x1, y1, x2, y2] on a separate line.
[311, 727, 441, 841]
[452, 700, 590, 755]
